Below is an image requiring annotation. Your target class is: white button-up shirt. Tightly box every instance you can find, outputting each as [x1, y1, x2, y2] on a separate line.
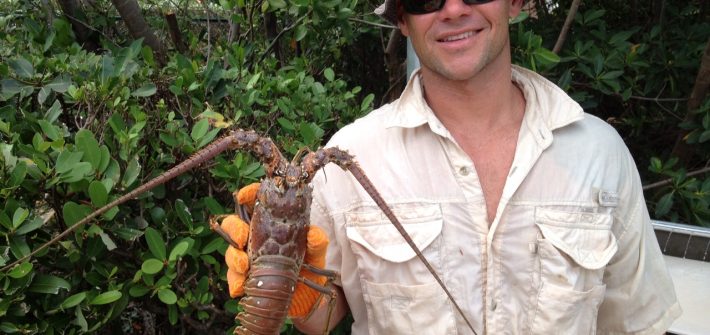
[309, 66, 681, 334]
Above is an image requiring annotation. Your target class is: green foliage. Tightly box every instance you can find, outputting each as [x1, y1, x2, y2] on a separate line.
[0, 0, 375, 333]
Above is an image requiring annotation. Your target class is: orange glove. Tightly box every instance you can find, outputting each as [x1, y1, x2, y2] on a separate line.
[221, 183, 330, 318]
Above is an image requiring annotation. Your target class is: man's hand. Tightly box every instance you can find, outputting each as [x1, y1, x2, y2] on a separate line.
[221, 183, 330, 318]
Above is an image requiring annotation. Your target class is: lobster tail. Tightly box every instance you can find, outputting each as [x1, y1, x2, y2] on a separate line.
[235, 256, 300, 335]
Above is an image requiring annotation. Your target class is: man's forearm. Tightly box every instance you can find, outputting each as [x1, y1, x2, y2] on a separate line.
[293, 285, 349, 335]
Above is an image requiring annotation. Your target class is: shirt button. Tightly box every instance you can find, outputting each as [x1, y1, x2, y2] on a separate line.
[459, 166, 469, 176]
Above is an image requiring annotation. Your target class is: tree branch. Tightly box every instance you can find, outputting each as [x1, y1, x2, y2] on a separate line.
[643, 166, 710, 191]
[552, 0, 581, 54]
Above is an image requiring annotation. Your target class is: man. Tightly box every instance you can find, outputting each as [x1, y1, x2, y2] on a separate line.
[226, 0, 681, 333]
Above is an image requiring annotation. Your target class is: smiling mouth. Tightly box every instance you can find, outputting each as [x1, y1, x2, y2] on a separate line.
[439, 30, 476, 42]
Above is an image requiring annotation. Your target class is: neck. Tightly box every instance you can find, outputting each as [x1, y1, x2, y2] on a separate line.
[420, 56, 523, 135]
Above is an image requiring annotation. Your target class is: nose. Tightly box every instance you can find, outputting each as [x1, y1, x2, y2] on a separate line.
[438, 0, 473, 20]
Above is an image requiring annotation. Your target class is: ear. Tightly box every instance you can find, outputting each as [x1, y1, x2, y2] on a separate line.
[509, 0, 524, 18]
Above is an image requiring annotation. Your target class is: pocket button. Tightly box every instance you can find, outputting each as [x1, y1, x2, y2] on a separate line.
[459, 166, 469, 176]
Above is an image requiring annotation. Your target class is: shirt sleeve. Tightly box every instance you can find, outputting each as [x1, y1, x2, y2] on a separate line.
[597, 163, 682, 334]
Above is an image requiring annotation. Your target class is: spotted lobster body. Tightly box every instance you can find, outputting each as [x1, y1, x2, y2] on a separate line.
[235, 175, 313, 334]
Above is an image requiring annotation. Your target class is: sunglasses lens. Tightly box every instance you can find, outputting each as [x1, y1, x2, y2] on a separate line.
[402, 0, 497, 15]
[402, 0, 445, 14]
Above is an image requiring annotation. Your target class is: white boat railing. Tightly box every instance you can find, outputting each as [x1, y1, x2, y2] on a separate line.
[652, 220, 710, 335]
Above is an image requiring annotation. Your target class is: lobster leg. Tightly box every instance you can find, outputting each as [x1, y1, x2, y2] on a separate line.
[298, 265, 339, 335]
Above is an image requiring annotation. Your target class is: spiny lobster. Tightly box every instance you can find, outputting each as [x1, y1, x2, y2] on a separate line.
[1, 129, 476, 335]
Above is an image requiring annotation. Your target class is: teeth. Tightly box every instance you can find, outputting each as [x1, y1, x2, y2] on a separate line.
[443, 31, 474, 42]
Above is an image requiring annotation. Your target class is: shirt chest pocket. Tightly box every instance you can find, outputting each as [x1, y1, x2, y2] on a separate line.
[345, 203, 456, 335]
[530, 207, 618, 335]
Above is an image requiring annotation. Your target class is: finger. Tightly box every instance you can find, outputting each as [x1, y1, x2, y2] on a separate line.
[225, 245, 249, 274]
[227, 268, 246, 298]
[304, 226, 328, 267]
[236, 183, 260, 206]
[221, 215, 249, 249]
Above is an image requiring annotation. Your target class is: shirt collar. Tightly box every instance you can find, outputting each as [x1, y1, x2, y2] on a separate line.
[383, 65, 584, 136]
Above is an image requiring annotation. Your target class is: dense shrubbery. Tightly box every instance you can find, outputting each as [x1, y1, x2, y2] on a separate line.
[0, 0, 707, 333]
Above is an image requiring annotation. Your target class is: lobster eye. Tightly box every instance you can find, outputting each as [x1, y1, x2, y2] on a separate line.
[276, 169, 284, 176]
[301, 171, 309, 179]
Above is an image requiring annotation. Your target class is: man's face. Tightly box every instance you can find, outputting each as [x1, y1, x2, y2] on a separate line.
[398, 0, 522, 82]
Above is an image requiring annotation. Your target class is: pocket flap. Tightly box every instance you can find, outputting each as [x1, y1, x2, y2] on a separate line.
[345, 203, 442, 263]
[535, 207, 618, 270]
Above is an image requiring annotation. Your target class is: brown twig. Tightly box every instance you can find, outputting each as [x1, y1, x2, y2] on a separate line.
[552, 0, 582, 54]
[642, 166, 710, 191]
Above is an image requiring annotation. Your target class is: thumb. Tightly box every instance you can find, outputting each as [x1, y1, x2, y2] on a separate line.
[304, 226, 328, 268]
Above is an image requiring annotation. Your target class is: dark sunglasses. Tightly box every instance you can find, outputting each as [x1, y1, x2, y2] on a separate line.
[401, 0, 496, 15]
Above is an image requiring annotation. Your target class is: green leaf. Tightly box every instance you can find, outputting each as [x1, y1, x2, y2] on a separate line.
[113, 226, 143, 241]
[698, 130, 710, 143]
[60, 292, 87, 309]
[9, 57, 34, 78]
[15, 217, 44, 235]
[129, 284, 151, 297]
[141, 258, 164, 274]
[11, 208, 28, 230]
[246, 72, 261, 89]
[191, 119, 209, 141]
[8, 235, 30, 259]
[38, 120, 61, 141]
[46, 75, 72, 93]
[360, 93, 375, 112]
[62, 202, 92, 226]
[28, 274, 71, 294]
[38, 86, 50, 104]
[168, 304, 178, 325]
[145, 227, 166, 260]
[76, 129, 102, 170]
[9, 160, 27, 187]
[158, 288, 178, 305]
[202, 237, 225, 254]
[98, 145, 111, 174]
[295, 24, 308, 41]
[99, 231, 117, 250]
[90, 291, 122, 305]
[122, 157, 141, 187]
[45, 100, 62, 123]
[8, 262, 33, 278]
[101, 55, 115, 85]
[196, 128, 221, 148]
[655, 192, 674, 217]
[88, 181, 108, 207]
[533, 48, 561, 64]
[59, 162, 92, 183]
[55, 150, 83, 173]
[0, 322, 20, 333]
[323, 68, 335, 82]
[174, 199, 193, 227]
[600, 70, 624, 80]
[131, 83, 157, 97]
[169, 241, 190, 261]
[74, 304, 88, 331]
[277, 117, 295, 131]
